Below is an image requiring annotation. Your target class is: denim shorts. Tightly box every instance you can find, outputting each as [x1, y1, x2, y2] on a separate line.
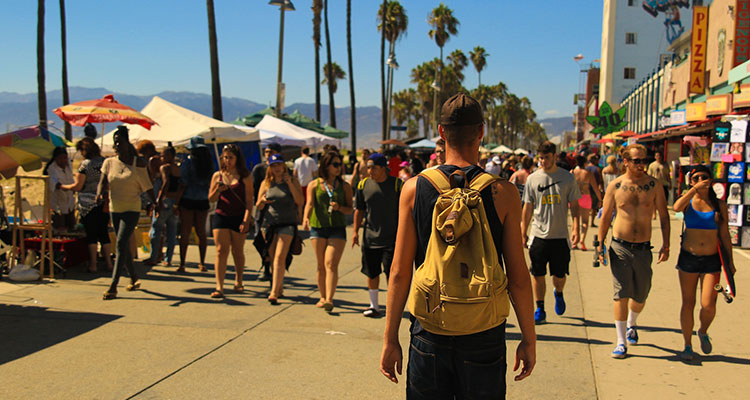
[676, 249, 722, 274]
[310, 226, 346, 240]
[407, 321, 507, 399]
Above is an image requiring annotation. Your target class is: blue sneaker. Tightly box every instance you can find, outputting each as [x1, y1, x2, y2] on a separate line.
[680, 345, 695, 361]
[554, 290, 566, 315]
[611, 344, 627, 359]
[534, 307, 546, 325]
[626, 327, 639, 345]
[698, 332, 712, 354]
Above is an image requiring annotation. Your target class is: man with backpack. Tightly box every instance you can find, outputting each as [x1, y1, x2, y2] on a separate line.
[380, 93, 536, 398]
[522, 141, 581, 325]
[352, 153, 402, 318]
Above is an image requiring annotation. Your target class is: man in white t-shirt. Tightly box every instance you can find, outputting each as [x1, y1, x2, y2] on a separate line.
[294, 146, 318, 202]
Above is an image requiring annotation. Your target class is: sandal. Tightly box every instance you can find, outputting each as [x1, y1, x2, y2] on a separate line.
[233, 284, 244, 293]
[175, 266, 186, 273]
[268, 296, 279, 305]
[102, 291, 117, 300]
[198, 264, 208, 272]
[210, 290, 224, 299]
[323, 302, 334, 312]
[315, 299, 326, 308]
[126, 281, 141, 291]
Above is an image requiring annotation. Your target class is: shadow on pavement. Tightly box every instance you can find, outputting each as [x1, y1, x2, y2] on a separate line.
[136, 288, 254, 307]
[630, 343, 750, 365]
[507, 332, 611, 345]
[0, 304, 122, 365]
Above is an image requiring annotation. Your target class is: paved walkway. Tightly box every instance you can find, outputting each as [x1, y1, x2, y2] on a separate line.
[0, 215, 748, 399]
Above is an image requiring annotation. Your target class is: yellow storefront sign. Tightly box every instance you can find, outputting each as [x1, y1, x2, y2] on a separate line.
[686, 102, 707, 121]
[733, 84, 750, 108]
[706, 94, 732, 115]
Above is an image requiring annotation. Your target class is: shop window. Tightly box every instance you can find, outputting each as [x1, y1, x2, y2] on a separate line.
[626, 33, 637, 45]
[624, 67, 636, 80]
[628, 0, 635, 6]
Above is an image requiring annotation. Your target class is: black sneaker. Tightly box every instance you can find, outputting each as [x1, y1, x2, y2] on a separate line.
[363, 308, 381, 318]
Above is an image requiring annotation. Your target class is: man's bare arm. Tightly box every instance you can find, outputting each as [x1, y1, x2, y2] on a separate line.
[380, 178, 418, 384]
[597, 180, 618, 262]
[521, 202, 533, 245]
[493, 181, 536, 381]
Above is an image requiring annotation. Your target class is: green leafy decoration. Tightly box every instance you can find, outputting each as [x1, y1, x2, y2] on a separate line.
[586, 102, 628, 136]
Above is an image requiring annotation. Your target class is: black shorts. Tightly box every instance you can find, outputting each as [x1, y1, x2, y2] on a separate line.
[81, 205, 111, 245]
[361, 246, 394, 279]
[676, 249, 722, 274]
[529, 237, 570, 278]
[180, 198, 210, 211]
[211, 213, 243, 233]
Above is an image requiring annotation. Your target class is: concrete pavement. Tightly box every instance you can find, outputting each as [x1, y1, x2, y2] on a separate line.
[0, 214, 748, 399]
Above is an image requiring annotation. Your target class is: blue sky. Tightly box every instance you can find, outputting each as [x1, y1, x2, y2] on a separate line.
[0, 1, 602, 119]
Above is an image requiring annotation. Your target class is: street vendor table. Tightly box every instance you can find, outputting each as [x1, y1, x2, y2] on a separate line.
[23, 236, 88, 274]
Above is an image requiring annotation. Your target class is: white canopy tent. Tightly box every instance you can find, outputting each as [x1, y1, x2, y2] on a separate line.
[489, 144, 513, 154]
[409, 138, 436, 149]
[234, 125, 306, 147]
[514, 148, 529, 155]
[101, 96, 259, 149]
[255, 115, 339, 148]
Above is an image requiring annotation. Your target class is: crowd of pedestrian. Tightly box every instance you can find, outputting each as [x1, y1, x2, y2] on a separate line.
[51, 92, 736, 398]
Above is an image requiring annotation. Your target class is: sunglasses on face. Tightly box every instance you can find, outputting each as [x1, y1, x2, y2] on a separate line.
[331, 162, 342, 168]
[691, 175, 710, 182]
[628, 158, 646, 165]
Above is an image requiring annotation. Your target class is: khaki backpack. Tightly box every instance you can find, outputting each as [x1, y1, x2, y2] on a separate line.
[408, 168, 510, 335]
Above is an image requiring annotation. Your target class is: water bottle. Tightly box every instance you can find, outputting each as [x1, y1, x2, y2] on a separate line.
[593, 235, 608, 267]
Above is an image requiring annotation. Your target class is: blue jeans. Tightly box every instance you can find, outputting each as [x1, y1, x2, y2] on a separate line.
[108, 211, 140, 292]
[407, 322, 507, 399]
[149, 198, 178, 263]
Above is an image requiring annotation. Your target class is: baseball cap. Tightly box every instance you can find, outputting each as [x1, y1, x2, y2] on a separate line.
[186, 136, 207, 150]
[367, 153, 387, 167]
[492, 155, 501, 164]
[268, 153, 284, 165]
[440, 93, 483, 126]
[265, 143, 282, 153]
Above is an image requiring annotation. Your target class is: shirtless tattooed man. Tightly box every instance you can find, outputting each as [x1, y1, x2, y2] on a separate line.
[597, 143, 670, 359]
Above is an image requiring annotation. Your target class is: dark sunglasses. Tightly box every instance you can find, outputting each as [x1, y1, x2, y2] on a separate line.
[691, 175, 710, 182]
[331, 162, 342, 168]
[629, 158, 646, 165]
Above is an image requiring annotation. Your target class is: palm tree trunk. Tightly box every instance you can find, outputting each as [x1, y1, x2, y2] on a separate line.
[59, 0, 71, 140]
[380, 0, 387, 141]
[206, 0, 223, 120]
[37, 0, 47, 130]
[314, 30, 321, 122]
[346, 0, 356, 152]
[324, 0, 336, 127]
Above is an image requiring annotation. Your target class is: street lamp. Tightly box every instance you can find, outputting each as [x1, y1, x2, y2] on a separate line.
[270, 0, 295, 118]
[386, 53, 399, 140]
[431, 73, 441, 138]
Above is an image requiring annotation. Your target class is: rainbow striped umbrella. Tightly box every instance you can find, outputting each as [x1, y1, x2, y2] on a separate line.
[0, 126, 70, 178]
[53, 94, 157, 129]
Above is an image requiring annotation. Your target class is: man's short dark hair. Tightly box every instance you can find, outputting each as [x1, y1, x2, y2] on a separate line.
[537, 141, 556, 155]
[436, 138, 445, 147]
[576, 155, 586, 168]
[302, 146, 310, 155]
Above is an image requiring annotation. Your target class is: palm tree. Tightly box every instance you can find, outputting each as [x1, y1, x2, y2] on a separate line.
[206, 0, 223, 120]
[379, 0, 387, 141]
[428, 3, 459, 134]
[346, 0, 356, 152]
[37, 0, 47, 129]
[322, 62, 346, 94]
[377, 0, 408, 140]
[469, 46, 489, 86]
[447, 49, 467, 72]
[392, 88, 420, 138]
[410, 61, 438, 137]
[312, 0, 323, 122]
[323, 0, 336, 127]
[59, 0, 71, 140]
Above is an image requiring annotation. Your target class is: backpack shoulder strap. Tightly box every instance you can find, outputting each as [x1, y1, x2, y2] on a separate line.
[469, 172, 499, 192]
[357, 177, 368, 191]
[419, 168, 451, 193]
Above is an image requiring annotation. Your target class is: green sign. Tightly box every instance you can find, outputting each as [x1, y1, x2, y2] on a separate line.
[586, 102, 628, 135]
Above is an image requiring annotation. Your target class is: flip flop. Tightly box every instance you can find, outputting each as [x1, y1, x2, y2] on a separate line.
[233, 285, 244, 293]
[126, 281, 141, 291]
[210, 290, 224, 299]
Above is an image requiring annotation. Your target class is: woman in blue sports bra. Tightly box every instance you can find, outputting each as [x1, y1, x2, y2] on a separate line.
[672, 165, 735, 361]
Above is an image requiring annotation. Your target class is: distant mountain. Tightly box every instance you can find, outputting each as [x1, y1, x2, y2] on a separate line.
[0, 87, 384, 148]
[538, 116, 574, 139]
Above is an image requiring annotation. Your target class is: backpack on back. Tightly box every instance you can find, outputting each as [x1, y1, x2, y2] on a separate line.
[408, 168, 510, 335]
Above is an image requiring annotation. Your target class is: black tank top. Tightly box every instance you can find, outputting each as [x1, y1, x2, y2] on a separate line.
[412, 164, 505, 268]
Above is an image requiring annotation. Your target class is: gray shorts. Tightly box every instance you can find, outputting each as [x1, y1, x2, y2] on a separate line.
[609, 239, 653, 303]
